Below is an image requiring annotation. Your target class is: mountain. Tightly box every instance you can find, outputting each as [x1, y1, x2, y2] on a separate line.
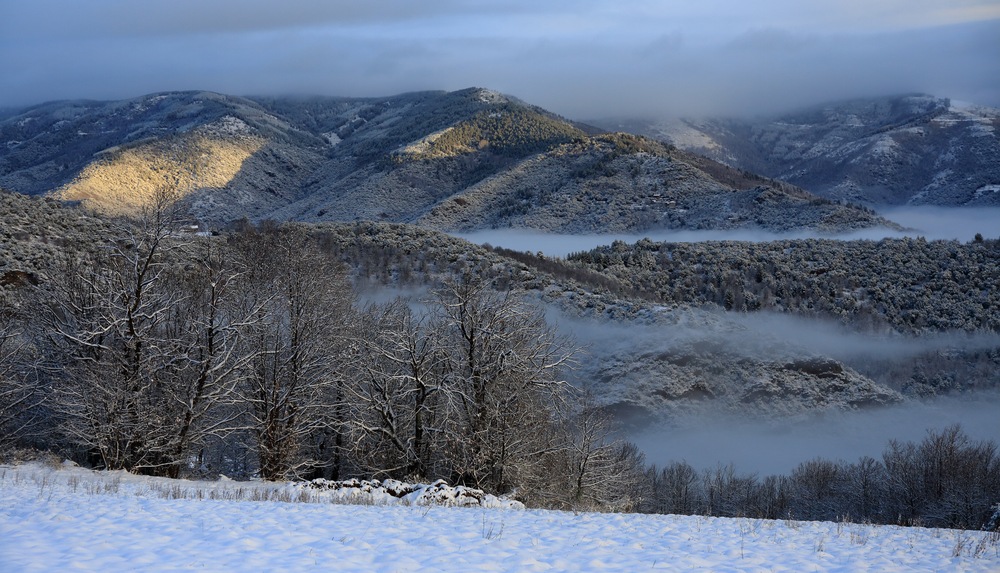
[599, 94, 1000, 207]
[0, 91, 324, 219]
[0, 89, 893, 233]
[414, 133, 888, 233]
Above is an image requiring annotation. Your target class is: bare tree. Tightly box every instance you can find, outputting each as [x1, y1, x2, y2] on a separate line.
[643, 461, 704, 516]
[153, 242, 259, 477]
[841, 455, 885, 521]
[789, 458, 844, 521]
[546, 397, 649, 512]
[42, 190, 191, 471]
[229, 227, 357, 480]
[345, 300, 448, 479]
[432, 273, 573, 493]
[0, 307, 44, 449]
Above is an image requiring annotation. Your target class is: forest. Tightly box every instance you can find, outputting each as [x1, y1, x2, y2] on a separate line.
[567, 236, 1000, 333]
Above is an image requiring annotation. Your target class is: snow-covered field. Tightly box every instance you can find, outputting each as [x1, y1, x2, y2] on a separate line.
[2, 463, 998, 572]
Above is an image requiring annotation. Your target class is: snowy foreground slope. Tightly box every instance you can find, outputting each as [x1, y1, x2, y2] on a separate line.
[1, 464, 998, 572]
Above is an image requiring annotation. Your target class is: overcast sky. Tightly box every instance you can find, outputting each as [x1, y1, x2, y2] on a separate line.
[2, 0, 999, 118]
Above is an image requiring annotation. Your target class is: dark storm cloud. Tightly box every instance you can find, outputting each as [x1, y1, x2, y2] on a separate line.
[1, 1, 998, 117]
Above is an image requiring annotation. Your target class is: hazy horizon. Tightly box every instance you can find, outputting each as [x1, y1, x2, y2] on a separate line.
[2, 1, 998, 118]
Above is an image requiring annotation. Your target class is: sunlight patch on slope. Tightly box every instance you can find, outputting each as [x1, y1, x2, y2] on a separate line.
[397, 126, 456, 157]
[55, 119, 265, 216]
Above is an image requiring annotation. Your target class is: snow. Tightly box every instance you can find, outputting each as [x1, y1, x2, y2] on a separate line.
[298, 478, 524, 509]
[475, 89, 508, 104]
[974, 184, 1000, 200]
[869, 134, 899, 157]
[654, 119, 721, 151]
[200, 115, 253, 137]
[1, 463, 998, 572]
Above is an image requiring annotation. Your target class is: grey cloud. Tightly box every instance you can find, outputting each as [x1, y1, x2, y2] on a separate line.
[1, 2, 998, 119]
[724, 28, 814, 52]
[0, 1, 538, 39]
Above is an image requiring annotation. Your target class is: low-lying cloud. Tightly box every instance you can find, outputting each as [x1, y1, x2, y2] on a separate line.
[542, 296, 1000, 476]
[632, 391, 1000, 475]
[454, 207, 1000, 258]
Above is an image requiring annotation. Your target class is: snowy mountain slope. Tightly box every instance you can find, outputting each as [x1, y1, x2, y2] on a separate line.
[2, 463, 998, 572]
[604, 94, 1000, 207]
[415, 133, 890, 233]
[0, 89, 895, 233]
[0, 91, 327, 220]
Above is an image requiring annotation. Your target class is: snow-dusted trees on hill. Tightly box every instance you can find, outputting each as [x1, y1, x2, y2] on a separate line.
[568, 237, 1000, 334]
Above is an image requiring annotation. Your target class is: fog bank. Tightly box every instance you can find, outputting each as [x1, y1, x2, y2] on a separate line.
[454, 207, 1000, 257]
[633, 391, 1000, 475]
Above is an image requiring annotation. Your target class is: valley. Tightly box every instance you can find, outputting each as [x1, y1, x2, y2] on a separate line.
[1, 88, 998, 526]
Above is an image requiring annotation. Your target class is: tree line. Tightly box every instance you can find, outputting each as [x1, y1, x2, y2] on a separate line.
[640, 425, 1000, 531]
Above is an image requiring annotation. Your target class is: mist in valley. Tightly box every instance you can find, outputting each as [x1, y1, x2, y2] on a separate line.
[880, 206, 1000, 242]
[631, 390, 1000, 475]
[454, 207, 1000, 258]
[543, 282, 1000, 477]
[559, 307, 1000, 476]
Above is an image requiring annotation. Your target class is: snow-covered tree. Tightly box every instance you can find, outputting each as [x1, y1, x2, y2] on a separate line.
[432, 273, 573, 493]
[229, 227, 358, 480]
[345, 300, 448, 479]
[0, 308, 43, 449]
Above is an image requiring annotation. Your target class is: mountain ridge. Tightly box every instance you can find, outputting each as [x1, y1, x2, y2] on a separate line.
[597, 93, 1000, 207]
[1, 88, 894, 234]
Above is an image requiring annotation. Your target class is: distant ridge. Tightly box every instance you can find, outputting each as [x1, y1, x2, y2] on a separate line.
[1, 88, 893, 233]
[597, 94, 1000, 207]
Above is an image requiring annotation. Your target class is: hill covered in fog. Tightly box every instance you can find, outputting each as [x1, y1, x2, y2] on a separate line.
[599, 94, 1000, 207]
